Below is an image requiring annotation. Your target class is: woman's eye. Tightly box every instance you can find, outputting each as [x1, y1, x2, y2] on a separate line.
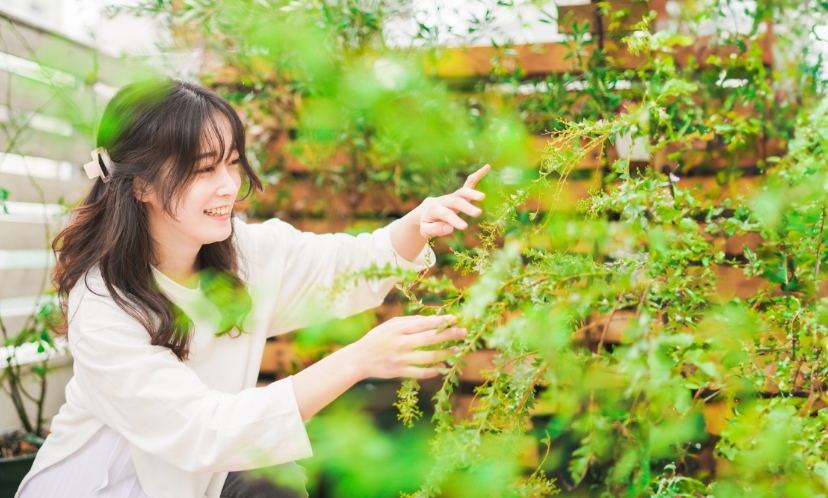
[231, 158, 241, 165]
[199, 166, 215, 174]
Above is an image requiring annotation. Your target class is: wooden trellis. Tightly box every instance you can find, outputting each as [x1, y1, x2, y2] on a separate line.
[0, 11, 144, 335]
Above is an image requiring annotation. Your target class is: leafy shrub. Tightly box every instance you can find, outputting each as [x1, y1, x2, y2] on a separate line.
[136, 0, 828, 495]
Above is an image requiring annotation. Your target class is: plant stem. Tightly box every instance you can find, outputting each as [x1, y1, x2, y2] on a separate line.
[815, 204, 826, 280]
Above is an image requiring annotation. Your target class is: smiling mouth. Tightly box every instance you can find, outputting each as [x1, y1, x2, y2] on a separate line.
[204, 206, 231, 216]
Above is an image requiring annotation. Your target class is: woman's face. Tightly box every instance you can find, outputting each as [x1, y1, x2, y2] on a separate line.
[141, 114, 242, 257]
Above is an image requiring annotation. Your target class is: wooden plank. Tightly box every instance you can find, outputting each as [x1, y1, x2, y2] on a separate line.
[703, 401, 731, 436]
[712, 264, 765, 300]
[269, 132, 599, 176]
[259, 339, 295, 377]
[524, 178, 596, 213]
[455, 349, 539, 384]
[375, 299, 403, 323]
[0, 221, 58, 250]
[700, 223, 762, 256]
[557, 2, 650, 35]
[253, 180, 421, 218]
[0, 12, 141, 88]
[0, 127, 93, 165]
[265, 131, 346, 174]
[573, 310, 636, 344]
[0, 173, 88, 205]
[432, 41, 644, 79]
[674, 34, 773, 68]
[450, 393, 480, 421]
[0, 268, 53, 299]
[440, 266, 480, 290]
[457, 349, 497, 383]
[0, 69, 101, 129]
[682, 175, 762, 203]
[531, 134, 605, 169]
[0, 315, 27, 335]
[471, 174, 759, 218]
[518, 435, 540, 467]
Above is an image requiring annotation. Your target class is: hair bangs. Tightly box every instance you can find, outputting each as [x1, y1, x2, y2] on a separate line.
[160, 96, 260, 216]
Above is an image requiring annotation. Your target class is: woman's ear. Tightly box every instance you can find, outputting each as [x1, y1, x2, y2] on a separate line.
[133, 177, 152, 203]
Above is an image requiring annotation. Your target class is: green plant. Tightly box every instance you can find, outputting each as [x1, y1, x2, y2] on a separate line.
[379, 3, 828, 496]
[134, 0, 828, 495]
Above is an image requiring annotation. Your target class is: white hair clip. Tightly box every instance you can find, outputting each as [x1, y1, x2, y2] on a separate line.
[83, 147, 113, 183]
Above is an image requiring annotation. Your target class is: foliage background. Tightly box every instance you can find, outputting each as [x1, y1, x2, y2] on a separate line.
[123, 0, 828, 496]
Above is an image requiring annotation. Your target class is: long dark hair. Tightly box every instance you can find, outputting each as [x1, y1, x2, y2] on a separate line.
[52, 78, 263, 361]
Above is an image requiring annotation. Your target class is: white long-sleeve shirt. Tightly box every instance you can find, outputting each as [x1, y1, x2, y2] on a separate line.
[15, 217, 434, 498]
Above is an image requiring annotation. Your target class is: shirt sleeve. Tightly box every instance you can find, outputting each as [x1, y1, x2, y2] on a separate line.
[237, 217, 436, 337]
[67, 280, 313, 473]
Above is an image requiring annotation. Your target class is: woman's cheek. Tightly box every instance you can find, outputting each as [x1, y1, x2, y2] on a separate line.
[230, 168, 242, 191]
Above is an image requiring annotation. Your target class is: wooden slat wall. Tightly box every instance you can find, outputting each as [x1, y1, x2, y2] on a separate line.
[257, 0, 780, 436]
[0, 12, 136, 335]
[557, 1, 650, 34]
[0, 127, 93, 163]
[432, 40, 645, 78]
[0, 13, 138, 88]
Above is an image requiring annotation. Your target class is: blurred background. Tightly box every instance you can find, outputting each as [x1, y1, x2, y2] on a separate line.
[2, 0, 828, 496]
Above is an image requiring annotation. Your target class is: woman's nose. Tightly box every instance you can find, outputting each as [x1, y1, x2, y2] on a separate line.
[216, 164, 241, 196]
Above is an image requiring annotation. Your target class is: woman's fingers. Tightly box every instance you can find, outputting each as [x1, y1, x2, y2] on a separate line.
[421, 221, 454, 237]
[394, 314, 457, 335]
[407, 348, 457, 366]
[426, 204, 467, 230]
[463, 164, 491, 190]
[400, 365, 446, 379]
[440, 196, 482, 217]
[405, 327, 468, 348]
[453, 187, 485, 202]
[419, 167, 487, 240]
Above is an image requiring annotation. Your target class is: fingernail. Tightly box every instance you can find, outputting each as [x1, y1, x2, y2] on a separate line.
[458, 328, 468, 336]
[443, 225, 451, 234]
[452, 347, 462, 354]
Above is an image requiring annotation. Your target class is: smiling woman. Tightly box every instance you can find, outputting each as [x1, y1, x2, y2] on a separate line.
[52, 79, 261, 360]
[14, 78, 486, 498]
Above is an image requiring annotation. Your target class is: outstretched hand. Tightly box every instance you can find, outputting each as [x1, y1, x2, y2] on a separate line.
[354, 314, 467, 379]
[419, 164, 490, 239]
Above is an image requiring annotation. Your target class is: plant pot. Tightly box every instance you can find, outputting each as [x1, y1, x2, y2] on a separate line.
[0, 453, 36, 498]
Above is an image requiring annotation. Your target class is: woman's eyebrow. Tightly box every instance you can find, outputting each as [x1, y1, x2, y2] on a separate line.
[195, 150, 219, 159]
[195, 149, 239, 160]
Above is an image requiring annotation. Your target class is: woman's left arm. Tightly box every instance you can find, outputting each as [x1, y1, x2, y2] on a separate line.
[389, 165, 490, 261]
[242, 165, 490, 336]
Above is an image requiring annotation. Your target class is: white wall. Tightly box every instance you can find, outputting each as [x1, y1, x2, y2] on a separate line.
[0, 0, 168, 59]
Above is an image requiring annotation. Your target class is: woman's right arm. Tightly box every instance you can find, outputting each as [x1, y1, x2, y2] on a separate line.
[69, 285, 315, 473]
[69, 280, 464, 472]
[291, 315, 467, 421]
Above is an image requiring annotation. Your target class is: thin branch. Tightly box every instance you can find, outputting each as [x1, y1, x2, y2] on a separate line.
[815, 204, 826, 280]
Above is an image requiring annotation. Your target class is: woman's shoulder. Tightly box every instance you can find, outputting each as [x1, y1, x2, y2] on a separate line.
[232, 216, 298, 242]
[232, 216, 302, 258]
[67, 266, 106, 302]
[66, 267, 133, 322]
[64, 267, 150, 346]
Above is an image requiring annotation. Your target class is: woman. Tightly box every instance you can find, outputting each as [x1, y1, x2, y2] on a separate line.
[16, 78, 488, 498]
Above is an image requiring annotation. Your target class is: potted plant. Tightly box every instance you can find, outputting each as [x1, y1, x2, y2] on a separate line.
[0, 298, 66, 498]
